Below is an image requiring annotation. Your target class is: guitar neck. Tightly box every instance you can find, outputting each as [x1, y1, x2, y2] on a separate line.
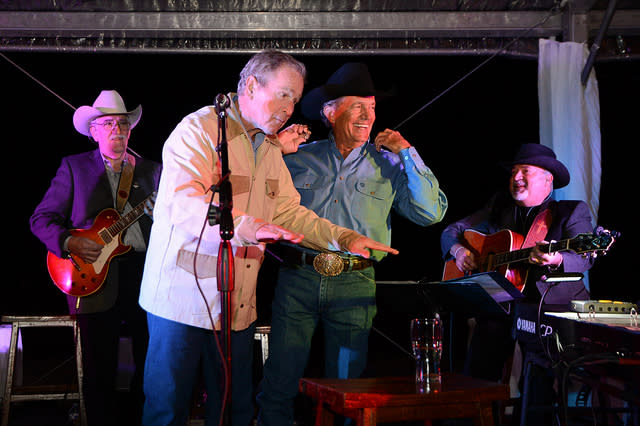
[107, 197, 150, 239]
[493, 240, 570, 267]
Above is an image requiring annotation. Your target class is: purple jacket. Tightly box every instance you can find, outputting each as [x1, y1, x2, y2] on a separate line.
[30, 149, 162, 312]
[440, 191, 595, 305]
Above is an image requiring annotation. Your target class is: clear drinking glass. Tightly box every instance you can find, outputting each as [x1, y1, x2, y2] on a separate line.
[410, 317, 443, 393]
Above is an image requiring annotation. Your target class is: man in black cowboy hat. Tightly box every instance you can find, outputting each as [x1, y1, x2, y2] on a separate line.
[440, 143, 595, 423]
[257, 62, 448, 426]
[30, 90, 162, 426]
[137, 51, 398, 426]
[442, 143, 593, 310]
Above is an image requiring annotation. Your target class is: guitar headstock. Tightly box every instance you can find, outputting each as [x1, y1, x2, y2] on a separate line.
[569, 227, 619, 257]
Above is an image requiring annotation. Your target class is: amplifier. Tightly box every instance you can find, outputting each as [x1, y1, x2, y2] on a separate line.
[570, 300, 638, 314]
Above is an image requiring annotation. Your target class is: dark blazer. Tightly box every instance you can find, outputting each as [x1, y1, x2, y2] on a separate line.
[441, 191, 595, 305]
[30, 149, 162, 313]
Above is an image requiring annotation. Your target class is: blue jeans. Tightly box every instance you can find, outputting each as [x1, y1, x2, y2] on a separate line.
[257, 263, 377, 426]
[142, 313, 256, 426]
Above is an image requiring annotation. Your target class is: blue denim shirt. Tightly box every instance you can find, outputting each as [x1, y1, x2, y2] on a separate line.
[283, 132, 448, 260]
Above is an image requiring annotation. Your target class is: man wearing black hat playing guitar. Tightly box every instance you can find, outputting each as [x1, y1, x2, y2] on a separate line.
[441, 143, 601, 424]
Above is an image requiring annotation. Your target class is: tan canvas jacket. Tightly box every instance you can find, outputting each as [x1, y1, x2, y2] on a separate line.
[139, 94, 359, 330]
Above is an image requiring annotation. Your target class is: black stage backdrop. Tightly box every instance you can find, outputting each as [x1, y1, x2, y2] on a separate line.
[2, 52, 638, 341]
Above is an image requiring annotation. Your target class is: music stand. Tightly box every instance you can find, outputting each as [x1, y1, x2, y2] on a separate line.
[420, 272, 525, 316]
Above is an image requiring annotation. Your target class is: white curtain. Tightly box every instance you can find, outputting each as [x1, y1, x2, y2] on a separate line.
[538, 38, 601, 224]
[538, 38, 602, 291]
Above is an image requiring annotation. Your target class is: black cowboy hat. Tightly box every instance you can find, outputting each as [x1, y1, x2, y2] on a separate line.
[505, 143, 570, 188]
[301, 62, 391, 121]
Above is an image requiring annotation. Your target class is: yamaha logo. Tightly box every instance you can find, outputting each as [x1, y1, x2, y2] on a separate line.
[516, 317, 537, 334]
[516, 317, 554, 337]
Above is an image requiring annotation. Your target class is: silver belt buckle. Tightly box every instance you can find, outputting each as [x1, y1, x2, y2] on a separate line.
[312, 253, 345, 277]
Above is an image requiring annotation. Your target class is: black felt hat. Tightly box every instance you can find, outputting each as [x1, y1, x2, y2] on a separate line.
[506, 143, 570, 188]
[301, 62, 390, 121]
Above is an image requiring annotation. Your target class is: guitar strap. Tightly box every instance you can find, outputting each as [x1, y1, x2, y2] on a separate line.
[521, 208, 552, 248]
[516, 208, 552, 296]
[115, 153, 136, 213]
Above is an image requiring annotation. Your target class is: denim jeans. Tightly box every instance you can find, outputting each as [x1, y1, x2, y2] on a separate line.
[257, 263, 377, 426]
[142, 313, 256, 426]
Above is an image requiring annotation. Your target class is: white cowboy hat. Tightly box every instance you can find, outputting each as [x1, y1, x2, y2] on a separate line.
[73, 90, 142, 136]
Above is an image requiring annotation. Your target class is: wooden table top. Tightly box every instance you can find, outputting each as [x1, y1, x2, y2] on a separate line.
[299, 373, 510, 409]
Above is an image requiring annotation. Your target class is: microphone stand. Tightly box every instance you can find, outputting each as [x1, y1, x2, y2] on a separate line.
[208, 94, 234, 426]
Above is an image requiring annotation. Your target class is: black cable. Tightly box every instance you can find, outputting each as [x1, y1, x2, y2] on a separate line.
[1, 51, 143, 158]
[371, 326, 415, 360]
[537, 282, 558, 364]
[193, 121, 230, 426]
[393, 3, 563, 130]
[560, 354, 620, 426]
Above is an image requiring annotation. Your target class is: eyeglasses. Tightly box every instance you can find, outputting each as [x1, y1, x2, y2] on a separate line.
[91, 118, 131, 131]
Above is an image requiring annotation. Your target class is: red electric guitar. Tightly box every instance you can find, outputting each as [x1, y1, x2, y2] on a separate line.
[442, 227, 617, 291]
[46, 194, 154, 297]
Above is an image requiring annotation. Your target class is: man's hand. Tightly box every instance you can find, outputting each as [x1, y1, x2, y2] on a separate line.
[451, 243, 477, 273]
[277, 124, 311, 154]
[345, 236, 399, 258]
[373, 129, 411, 154]
[144, 191, 157, 219]
[67, 236, 103, 263]
[529, 242, 563, 267]
[256, 223, 304, 244]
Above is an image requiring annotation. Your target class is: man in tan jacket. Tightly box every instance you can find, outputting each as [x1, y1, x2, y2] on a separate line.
[139, 50, 397, 426]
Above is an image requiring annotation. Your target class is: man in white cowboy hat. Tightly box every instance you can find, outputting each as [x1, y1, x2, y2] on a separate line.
[137, 50, 398, 426]
[440, 143, 596, 424]
[30, 89, 162, 426]
[257, 62, 448, 426]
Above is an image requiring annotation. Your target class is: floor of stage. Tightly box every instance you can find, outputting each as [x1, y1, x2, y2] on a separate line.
[1, 326, 421, 426]
[3, 325, 630, 426]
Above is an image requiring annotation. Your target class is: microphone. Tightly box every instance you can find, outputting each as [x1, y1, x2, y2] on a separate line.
[214, 93, 230, 115]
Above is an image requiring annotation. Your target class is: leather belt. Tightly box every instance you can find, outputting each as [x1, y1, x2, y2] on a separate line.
[278, 246, 374, 277]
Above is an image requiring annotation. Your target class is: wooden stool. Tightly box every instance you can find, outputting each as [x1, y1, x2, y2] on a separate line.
[1, 315, 87, 426]
[254, 325, 271, 365]
[300, 374, 510, 426]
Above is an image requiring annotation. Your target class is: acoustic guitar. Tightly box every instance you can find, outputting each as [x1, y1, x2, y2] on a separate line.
[46, 194, 153, 297]
[442, 227, 617, 291]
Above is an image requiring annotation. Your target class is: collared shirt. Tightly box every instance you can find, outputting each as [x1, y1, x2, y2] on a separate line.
[103, 156, 147, 252]
[228, 93, 265, 156]
[284, 133, 448, 261]
[139, 95, 362, 330]
[439, 191, 594, 303]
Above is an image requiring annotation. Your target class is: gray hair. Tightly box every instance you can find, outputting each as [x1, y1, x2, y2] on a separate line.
[320, 97, 343, 127]
[237, 49, 306, 94]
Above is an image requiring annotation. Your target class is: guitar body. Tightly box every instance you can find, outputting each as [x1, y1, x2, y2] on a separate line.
[442, 229, 528, 291]
[442, 227, 617, 292]
[46, 208, 132, 297]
